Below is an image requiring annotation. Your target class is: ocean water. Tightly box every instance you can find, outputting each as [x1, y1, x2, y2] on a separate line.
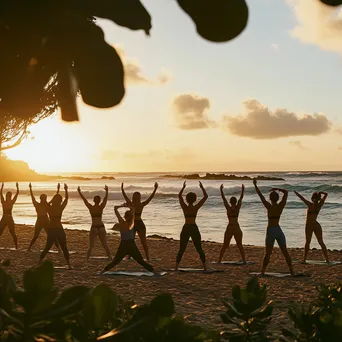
[4, 171, 342, 250]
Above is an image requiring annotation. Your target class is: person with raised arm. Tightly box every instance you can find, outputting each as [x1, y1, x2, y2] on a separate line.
[121, 182, 158, 261]
[175, 181, 208, 271]
[100, 203, 156, 274]
[218, 184, 246, 264]
[253, 179, 294, 275]
[28, 183, 61, 251]
[39, 183, 72, 269]
[294, 190, 329, 263]
[78, 185, 111, 260]
[0, 182, 19, 249]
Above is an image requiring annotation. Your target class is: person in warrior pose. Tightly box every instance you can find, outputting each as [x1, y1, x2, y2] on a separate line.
[0, 182, 19, 249]
[294, 190, 329, 263]
[39, 183, 72, 269]
[218, 184, 246, 263]
[175, 181, 208, 271]
[253, 179, 294, 275]
[100, 204, 156, 274]
[78, 185, 111, 260]
[121, 182, 158, 261]
[28, 183, 61, 251]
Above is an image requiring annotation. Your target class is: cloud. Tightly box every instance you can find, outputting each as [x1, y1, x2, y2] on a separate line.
[114, 45, 172, 85]
[289, 140, 306, 149]
[172, 94, 216, 130]
[338, 146, 342, 151]
[335, 127, 342, 134]
[271, 43, 279, 51]
[222, 98, 331, 139]
[287, 0, 342, 55]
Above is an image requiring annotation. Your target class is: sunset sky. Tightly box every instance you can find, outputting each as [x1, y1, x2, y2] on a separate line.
[6, 0, 342, 173]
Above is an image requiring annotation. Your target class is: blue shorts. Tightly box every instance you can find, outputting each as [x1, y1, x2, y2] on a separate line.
[266, 226, 286, 247]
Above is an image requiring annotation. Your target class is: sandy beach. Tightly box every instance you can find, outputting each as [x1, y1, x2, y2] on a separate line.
[0, 224, 342, 333]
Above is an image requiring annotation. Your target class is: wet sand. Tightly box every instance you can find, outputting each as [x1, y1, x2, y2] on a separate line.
[0, 224, 341, 332]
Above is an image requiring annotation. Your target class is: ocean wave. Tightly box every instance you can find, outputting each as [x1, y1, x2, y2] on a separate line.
[285, 172, 342, 178]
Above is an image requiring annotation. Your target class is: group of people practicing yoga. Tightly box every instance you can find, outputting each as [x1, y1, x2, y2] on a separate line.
[0, 179, 329, 275]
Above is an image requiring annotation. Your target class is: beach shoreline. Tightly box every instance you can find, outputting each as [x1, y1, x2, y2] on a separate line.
[0, 224, 342, 332]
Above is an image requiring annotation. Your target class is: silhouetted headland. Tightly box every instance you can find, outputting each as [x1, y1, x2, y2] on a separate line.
[162, 173, 285, 181]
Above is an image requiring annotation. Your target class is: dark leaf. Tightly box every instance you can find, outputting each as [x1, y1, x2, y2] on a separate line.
[320, 1, 342, 6]
[23, 260, 54, 294]
[177, 0, 248, 43]
[150, 293, 175, 317]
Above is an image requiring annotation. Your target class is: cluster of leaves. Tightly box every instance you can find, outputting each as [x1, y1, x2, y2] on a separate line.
[0, 0, 251, 124]
[220, 277, 273, 342]
[0, 260, 218, 342]
[283, 283, 342, 342]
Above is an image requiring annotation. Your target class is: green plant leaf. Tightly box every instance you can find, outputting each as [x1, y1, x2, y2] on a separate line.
[83, 284, 118, 330]
[150, 293, 175, 317]
[320, 1, 342, 7]
[23, 260, 54, 294]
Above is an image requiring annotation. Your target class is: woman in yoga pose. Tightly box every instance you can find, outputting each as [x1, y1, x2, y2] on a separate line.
[176, 181, 208, 271]
[101, 204, 156, 274]
[78, 185, 111, 260]
[253, 179, 294, 275]
[0, 182, 19, 249]
[28, 183, 61, 251]
[39, 183, 72, 269]
[121, 182, 158, 261]
[218, 184, 246, 264]
[294, 191, 329, 263]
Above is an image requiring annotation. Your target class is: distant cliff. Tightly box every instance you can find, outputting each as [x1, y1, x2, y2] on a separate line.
[0, 158, 114, 182]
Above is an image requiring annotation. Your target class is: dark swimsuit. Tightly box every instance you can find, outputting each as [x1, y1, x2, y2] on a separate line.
[176, 212, 206, 264]
[266, 215, 286, 247]
[91, 213, 105, 229]
[134, 212, 146, 233]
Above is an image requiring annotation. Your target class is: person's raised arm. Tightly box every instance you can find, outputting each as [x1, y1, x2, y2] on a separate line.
[319, 191, 328, 207]
[294, 191, 311, 207]
[253, 179, 270, 209]
[12, 183, 19, 204]
[100, 185, 109, 209]
[77, 186, 91, 209]
[272, 188, 288, 207]
[29, 183, 38, 206]
[237, 184, 245, 209]
[142, 182, 158, 206]
[121, 183, 132, 206]
[195, 181, 208, 209]
[178, 181, 187, 209]
[61, 183, 69, 210]
[220, 184, 229, 209]
[1, 183, 4, 204]
[114, 204, 125, 224]
[57, 183, 60, 194]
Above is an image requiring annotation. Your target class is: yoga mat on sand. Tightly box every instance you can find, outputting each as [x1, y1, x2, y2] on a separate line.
[211, 261, 255, 265]
[39, 250, 76, 254]
[250, 272, 310, 278]
[102, 271, 167, 277]
[296, 260, 341, 266]
[0, 247, 17, 251]
[90, 256, 109, 260]
[170, 268, 224, 273]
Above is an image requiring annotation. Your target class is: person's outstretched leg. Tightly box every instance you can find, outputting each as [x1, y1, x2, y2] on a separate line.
[261, 244, 273, 275]
[280, 246, 294, 275]
[39, 233, 55, 264]
[56, 230, 71, 269]
[129, 242, 155, 273]
[218, 228, 233, 263]
[314, 224, 329, 263]
[190, 225, 207, 270]
[0, 217, 6, 237]
[304, 227, 313, 262]
[101, 243, 126, 273]
[175, 226, 190, 270]
[8, 218, 18, 249]
[87, 228, 97, 261]
[234, 228, 246, 264]
[28, 221, 42, 251]
[137, 226, 149, 261]
[98, 228, 111, 260]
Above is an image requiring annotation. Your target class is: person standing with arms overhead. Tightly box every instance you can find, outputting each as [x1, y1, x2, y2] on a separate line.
[121, 182, 158, 261]
[0, 182, 19, 249]
[39, 183, 72, 269]
[101, 203, 156, 274]
[294, 191, 329, 263]
[28, 183, 61, 252]
[175, 181, 208, 271]
[253, 179, 294, 275]
[77, 185, 111, 260]
[218, 184, 246, 264]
